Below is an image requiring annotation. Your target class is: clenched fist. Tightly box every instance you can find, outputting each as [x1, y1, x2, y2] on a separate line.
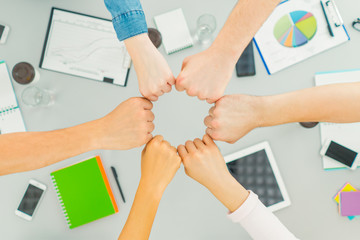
[140, 135, 181, 192]
[96, 97, 155, 150]
[175, 46, 235, 103]
[204, 94, 264, 143]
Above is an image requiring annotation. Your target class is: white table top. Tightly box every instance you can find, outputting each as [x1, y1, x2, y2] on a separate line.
[1, 0, 360, 239]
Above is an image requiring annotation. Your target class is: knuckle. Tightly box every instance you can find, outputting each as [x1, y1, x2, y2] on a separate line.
[211, 119, 220, 128]
[211, 131, 220, 140]
[187, 88, 197, 96]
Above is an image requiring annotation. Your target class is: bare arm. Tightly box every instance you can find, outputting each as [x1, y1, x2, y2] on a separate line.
[262, 82, 360, 125]
[0, 98, 155, 176]
[118, 136, 180, 240]
[176, 0, 280, 103]
[205, 83, 360, 143]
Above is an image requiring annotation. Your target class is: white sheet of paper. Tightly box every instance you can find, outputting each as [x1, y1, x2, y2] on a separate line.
[41, 9, 131, 86]
[315, 69, 360, 170]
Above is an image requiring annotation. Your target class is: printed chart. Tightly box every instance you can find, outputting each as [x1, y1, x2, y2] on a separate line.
[273, 10, 317, 48]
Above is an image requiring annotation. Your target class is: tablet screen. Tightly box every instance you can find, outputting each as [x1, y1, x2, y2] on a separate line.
[227, 149, 284, 207]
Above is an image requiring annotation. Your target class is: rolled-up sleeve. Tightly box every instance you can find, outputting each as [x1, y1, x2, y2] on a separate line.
[228, 191, 299, 240]
[104, 0, 148, 41]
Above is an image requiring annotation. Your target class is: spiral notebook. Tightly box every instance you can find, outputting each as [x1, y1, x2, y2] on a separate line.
[0, 61, 26, 134]
[154, 8, 193, 54]
[50, 156, 118, 229]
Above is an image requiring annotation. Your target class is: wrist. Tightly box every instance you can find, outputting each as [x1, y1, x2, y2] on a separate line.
[210, 37, 245, 65]
[209, 175, 249, 213]
[66, 120, 102, 151]
[124, 33, 153, 54]
[138, 178, 166, 199]
[208, 43, 239, 67]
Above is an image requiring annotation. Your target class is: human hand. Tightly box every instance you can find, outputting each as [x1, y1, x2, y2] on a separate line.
[204, 94, 264, 143]
[96, 97, 155, 150]
[178, 135, 249, 212]
[175, 46, 236, 103]
[140, 135, 181, 193]
[178, 135, 229, 190]
[125, 34, 175, 101]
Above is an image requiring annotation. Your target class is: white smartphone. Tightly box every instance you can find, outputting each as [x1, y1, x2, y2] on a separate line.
[320, 140, 360, 170]
[0, 24, 10, 44]
[15, 179, 46, 221]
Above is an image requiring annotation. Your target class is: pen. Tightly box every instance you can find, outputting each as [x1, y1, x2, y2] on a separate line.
[320, 1, 334, 37]
[111, 166, 126, 203]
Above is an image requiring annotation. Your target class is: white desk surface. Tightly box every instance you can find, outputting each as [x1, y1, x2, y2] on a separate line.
[1, 0, 360, 239]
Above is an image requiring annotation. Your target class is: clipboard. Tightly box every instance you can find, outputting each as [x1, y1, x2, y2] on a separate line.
[253, 0, 350, 75]
[40, 8, 131, 87]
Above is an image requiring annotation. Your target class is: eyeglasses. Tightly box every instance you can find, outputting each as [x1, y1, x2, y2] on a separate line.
[353, 18, 360, 32]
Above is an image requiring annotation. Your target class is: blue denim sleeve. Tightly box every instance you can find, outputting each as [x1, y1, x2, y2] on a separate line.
[104, 0, 148, 41]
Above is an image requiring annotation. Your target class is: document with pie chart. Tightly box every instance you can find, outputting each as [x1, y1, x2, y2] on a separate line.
[254, 0, 349, 75]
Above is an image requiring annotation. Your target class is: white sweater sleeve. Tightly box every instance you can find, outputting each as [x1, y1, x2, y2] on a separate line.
[227, 191, 299, 240]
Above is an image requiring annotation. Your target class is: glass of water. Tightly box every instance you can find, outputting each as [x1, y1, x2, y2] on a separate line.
[196, 14, 217, 44]
[21, 86, 54, 107]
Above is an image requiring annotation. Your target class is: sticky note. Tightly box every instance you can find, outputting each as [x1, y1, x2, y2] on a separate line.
[340, 192, 360, 216]
[334, 182, 357, 203]
[334, 182, 357, 220]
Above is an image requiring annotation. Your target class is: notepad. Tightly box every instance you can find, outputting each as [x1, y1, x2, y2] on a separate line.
[334, 182, 357, 220]
[0, 61, 26, 134]
[154, 8, 193, 54]
[51, 156, 118, 229]
[315, 69, 360, 170]
[340, 191, 360, 216]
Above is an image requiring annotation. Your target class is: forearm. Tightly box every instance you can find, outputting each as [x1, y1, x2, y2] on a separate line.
[209, 174, 249, 213]
[211, 0, 280, 62]
[261, 83, 360, 126]
[119, 180, 163, 240]
[124, 33, 152, 60]
[0, 120, 100, 176]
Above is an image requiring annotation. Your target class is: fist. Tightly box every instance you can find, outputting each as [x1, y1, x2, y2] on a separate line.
[204, 95, 263, 143]
[125, 34, 175, 101]
[98, 97, 155, 150]
[141, 135, 181, 192]
[175, 47, 234, 103]
[178, 135, 229, 190]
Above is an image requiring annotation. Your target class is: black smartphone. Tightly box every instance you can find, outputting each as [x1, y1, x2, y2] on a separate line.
[320, 140, 360, 170]
[235, 41, 255, 77]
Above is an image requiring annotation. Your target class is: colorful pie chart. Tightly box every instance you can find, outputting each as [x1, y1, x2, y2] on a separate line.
[274, 10, 317, 48]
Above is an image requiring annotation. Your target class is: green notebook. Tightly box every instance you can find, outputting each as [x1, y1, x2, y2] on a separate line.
[51, 156, 118, 229]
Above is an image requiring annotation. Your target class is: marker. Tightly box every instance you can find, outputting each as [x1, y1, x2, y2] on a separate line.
[321, 1, 334, 37]
[111, 166, 126, 203]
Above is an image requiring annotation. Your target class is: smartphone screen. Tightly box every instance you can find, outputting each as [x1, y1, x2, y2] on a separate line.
[17, 184, 45, 216]
[325, 141, 358, 167]
[0, 25, 4, 39]
[235, 41, 256, 77]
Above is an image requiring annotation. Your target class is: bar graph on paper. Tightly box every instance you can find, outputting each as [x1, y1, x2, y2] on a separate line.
[40, 8, 131, 86]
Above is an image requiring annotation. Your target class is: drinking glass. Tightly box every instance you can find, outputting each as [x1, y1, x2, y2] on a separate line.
[196, 14, 217, 44]
[21, 87, 54, 107]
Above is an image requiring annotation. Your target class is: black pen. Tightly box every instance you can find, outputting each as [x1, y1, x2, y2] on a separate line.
[320, 1, 334, 37]
[111, 166, 126, 203]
